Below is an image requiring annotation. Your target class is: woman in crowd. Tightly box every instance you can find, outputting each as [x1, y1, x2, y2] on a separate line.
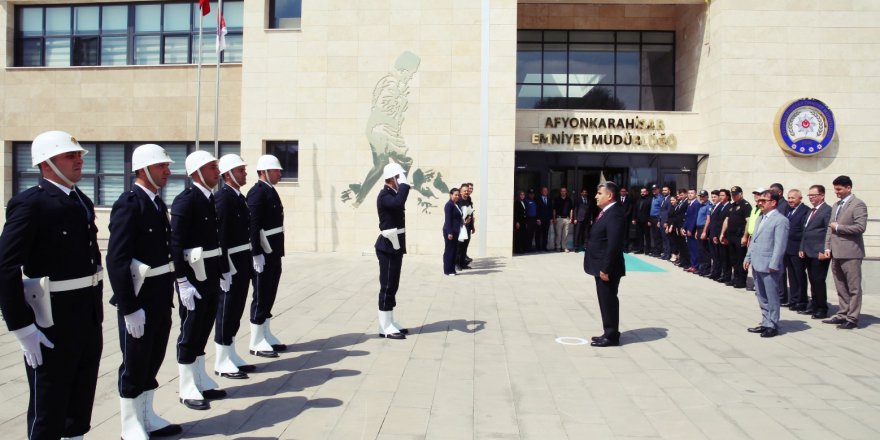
[443, 188, 463, 276]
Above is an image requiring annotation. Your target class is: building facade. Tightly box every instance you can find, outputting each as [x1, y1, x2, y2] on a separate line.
[1, 0, 877, 257]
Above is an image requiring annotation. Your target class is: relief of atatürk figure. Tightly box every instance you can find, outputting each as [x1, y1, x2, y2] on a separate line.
[341, 51, 448, 212]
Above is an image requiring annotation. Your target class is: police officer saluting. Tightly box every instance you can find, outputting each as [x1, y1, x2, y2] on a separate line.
[375, 162, 410, 340]
[0, 131, 103, 440]
[213, 154, 256, 378]
[171, 151, 228, 410]
[107, 144, 182, 439]
[248, 155, 287, 357]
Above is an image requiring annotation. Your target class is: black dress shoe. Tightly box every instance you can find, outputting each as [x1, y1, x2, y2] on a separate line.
[746, 286, 755, 292]
[760, 328, 779, 338]
[837, 321, 858, 330]
[591, 335, 604, 342]
[590, 337, 619, 347]
[237, 364, 257, 373]
[180, 398, 210, 410]
[215, 370, 249, 379]
[379, 332, 406, 340]
[797, 309, 815, 315]
[250, 349, 279, 358]
[201, 388, 227, 399]
[399, 328, 409, 335]
[780, 302, 792, 307]
[724, 281, 735, 286]
[149, 424, 183, 437]
[732, 283, 746, 289]
[811, 311, 828, 319]
[271, 344, 287, 352]
[747, 326, 766, 333]
[822, 316, 846, 325]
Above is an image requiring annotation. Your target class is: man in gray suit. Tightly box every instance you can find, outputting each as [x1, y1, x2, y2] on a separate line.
[798, 184, 833, 319]
[823, 175, 868, 329]
[744, 189, 790, 338]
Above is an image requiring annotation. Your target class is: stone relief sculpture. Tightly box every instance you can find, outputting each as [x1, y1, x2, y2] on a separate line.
[341, 51, 448, 212]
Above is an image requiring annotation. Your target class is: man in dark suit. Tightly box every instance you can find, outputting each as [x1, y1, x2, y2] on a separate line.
[248, 155, 288, 356]
[657, 186, 673, 259]
[107, 144, 182, 438]
[782, 189, 809, 311]
[633, 187, 652, 254]
[798, 184, 832, 319]
[513, 191, 527, 254]
[709, 189, 731, 281]
[584, 182, 626, 348]
[619, 187, 635, 252]
[375, 163, 411, 339]
[0, 131, 104, 439]
[573, 188, 592, 252]
[535, 187, 553, 251]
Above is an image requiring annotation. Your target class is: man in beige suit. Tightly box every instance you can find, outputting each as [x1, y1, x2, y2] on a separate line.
[823, 175, 868, 329]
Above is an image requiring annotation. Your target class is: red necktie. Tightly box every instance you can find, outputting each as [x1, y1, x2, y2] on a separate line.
[805, 207, 817, 226]
[596, 210, 604, 222]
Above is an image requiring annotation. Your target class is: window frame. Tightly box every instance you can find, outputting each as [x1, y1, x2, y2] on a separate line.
[265, 140, 299, 182]
[268, 0, 302, 30]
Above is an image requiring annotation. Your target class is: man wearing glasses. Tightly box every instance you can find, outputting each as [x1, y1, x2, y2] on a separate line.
[744, 189, 790, 338]
[798, 185, 833, 319]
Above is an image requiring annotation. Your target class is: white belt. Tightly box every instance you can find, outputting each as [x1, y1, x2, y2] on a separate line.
[201, 247, 222, 259]
[49, 268, 103, 293]
[381, 228, 405, 235]
[145, 262, 174, 278]
[264, 226, 284, 236]
[228, 243, 251, 254]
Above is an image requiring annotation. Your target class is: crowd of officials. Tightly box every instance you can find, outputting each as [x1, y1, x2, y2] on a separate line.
[514, 176, 868, 338]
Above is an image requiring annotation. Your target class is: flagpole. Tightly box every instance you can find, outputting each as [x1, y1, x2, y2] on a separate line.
[195, 3, 204, 153]
[213, 0, 223, 159]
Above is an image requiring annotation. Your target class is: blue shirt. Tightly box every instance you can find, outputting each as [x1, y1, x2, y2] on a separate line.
[697, 201, 712, 227]
[525, 198, 537, 218]
[650, 194, 663, 217]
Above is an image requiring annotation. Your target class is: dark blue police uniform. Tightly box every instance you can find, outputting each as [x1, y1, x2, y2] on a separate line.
[247, 180, 285, 325]
[215, 184, 252, 345]
[375, 183, 410, 311]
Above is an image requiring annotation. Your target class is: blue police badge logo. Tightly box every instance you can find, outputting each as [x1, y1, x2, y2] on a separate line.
[773, 98, 835, 156]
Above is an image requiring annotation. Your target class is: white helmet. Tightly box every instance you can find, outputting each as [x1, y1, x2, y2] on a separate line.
[382, 162, 405, 180]
[218, 154, 247, 174]
[185, 150, 217, 176]
[256, 155, 283, 171]
[131, 144, 173, 172]
[31, 130, 87, 167]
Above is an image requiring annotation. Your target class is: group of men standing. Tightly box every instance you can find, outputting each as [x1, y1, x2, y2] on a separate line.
[513, 186, 593, 253]
[0, 131, 288, 439]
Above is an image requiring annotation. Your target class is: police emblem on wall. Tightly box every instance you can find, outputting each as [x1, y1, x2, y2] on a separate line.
[773, 98, 835, 156]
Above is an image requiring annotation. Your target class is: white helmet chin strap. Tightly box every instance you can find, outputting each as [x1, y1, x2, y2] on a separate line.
[196, 169, 214, 190]
[45, 158, 75, 188]
[144, 165, 160, 190]
[227, 171, 241, 188]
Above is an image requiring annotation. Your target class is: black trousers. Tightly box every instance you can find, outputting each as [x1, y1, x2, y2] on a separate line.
[177, 277, 219, 364]
[728, 239, 747, 285]
[650, 217, 661, 253]
[697, 235, 711, 272]
[514, 222, 529, 253]
[784, 254, 807, 306]
[709, 238, 720, 276]
[456, 229, 471, 266]
[804, 256, 830, 312]
[595, 275, 621, 340]
[525, 218, 538, 251]
[28, 288, 103, 440]
[573, 220, 589, 250]
[117, 302, 171, 397]
[377, 250, 403, 311]
[216, 252, 252, 345]
[443, 236, 458, 274]
[713, 239, 730, 280]
[536, 219, 550, 251]
[636, 221, 651, 252]
[250, 255, 282, 325]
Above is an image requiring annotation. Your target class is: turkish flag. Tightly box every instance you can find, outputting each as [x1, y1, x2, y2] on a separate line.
[198, 0, 210, 16]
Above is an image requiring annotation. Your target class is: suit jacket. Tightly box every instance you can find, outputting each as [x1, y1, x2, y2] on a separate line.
[636, 197, 651, 223]
[619, 196, 634, 222]
[171, 185, 227, 283]
[799, 203, 832, 257]
[536, 195, 553, 221]
[683, 199, 702, 231]
[825, 194, 868, 259]
[709, 202, 729, 238]
[745, 211, 789, 272]
[583, 202, 626, 278]
[658, 195, 672, 223]
[107, 185, 174, 315]
[784, 203, 808, 255]
[247, 180, 285, 257]
[0, 179, 103, 331]
[374, 183, 410, 254]
[575, 196, 592, 222]
[443, 200, 464, 237]
[216, 184, 252, 275]
[513, 198, 527, 225]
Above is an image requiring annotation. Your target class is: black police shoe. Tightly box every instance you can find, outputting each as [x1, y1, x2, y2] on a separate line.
[250, 349, 279, 358]
[201, 389, 227, 400]
[180, 398, 210, 410]
[215, 370, 249, 379]
[149, 424, 183, 437]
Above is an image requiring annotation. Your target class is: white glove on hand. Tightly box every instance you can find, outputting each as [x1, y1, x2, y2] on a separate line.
[13, 324, 54, 369]
[124, 309, 146, 339]
[253, 254, 265, 273]
[397, 172, 408, 186]
[177, 279, 202, 311]
[220, 272, 232, 292]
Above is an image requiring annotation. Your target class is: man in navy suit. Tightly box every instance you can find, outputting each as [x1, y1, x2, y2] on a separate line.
[709, 189, 731, 281]
[798, 184, 833, 319]
[683, 189, 702, 272]
[107, 144, 182, 438]
[782, 189, 809, 311]
[0, 131, 104, 439]
[584, 182, 626, 347]
[657, 186, 673, 259]
[535, 187, 553, 251]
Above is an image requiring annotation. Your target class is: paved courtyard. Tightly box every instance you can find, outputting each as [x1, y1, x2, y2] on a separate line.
[1, 251, 878, 439]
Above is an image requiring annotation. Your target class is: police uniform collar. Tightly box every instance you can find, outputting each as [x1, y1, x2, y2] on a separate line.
[43, 177, 74, 196]
[259, 179, 274, 189]
[134, 182, 158, 201]
[192, 182, 213, 200]
[385, 183, 398, 194]
[224, 184, 242, 197]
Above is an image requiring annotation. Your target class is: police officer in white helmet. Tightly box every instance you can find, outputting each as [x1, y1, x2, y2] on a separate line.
[170, 150, 228, 410]
[247, 154, 288, 357]
[106, 144, 182, 439]
[0, 130, 103, 439]
[375, 162, 411, 340]
[212, 154, 257, 378]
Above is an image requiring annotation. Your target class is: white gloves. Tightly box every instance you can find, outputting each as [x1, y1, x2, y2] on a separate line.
[177, 279, 202, 311]
[253, 254, 265, 273]
[397, 172, 408, 186]
[124, 309, 146, 339]
[220, 272, 232, 292]
[13, 324, 54, 368]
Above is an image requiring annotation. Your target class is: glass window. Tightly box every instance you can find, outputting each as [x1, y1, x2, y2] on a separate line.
[516, 43, 541, 84]
[45, 38, 71, 67]
[134, 35, 161, 65]
[135, 4, 161, 32]
[569, 44, 613, 85]
[16, 39, 43, 66]
[102, 6, 129, 33]
[223, 34, 243, 63]
[641, 45, 674, 86]
[616, 86, 639, 110]
[641, 86, 674, 111]
[163, 36, 190, 64]
[196, 2, 218, 31]
[73, 36, 100, 66]
[516, 84, 541, 109]
[224, 1, 244, 29]
[81, 144, 97, 174]
[542, 44, 566, 85]
[99, 176, 125, 205]
[267, 141, 299, 180]
[20, 8, 43, 37]
[99, 143, 125, 172]
[101, 36, 128, 65]
[46, 8, 71, 36]
[164, 4, 191, 32]
[616, 44, 640, 84]
[192, 35, 218, 64]
[75, 6, 100, 34]
[270, 0, 302, 29]
[570, 31, 613, 43]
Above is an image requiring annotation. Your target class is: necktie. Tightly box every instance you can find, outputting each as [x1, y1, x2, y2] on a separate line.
[805, 207, 817, 226]
[596, 210, 604, 222]
[152, 195, 160, 211]
[835, 200, 845, 220]
[787, 206, 795, 218]
[69, 189, 90, 220]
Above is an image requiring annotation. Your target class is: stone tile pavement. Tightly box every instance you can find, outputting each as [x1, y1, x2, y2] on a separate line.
[0, 251, 878, 439]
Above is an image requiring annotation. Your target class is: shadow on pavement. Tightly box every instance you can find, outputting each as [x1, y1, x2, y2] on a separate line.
[182, 396, 343, 438]
[257, 348, 370, 374]
[284, 332, 368, 352]
[624, 327, 668, 344]
[779, 319, 810, 334]
[224, 366, 361, 398]
[856, 313, 879, 328]
[416, 319, 487, 334]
